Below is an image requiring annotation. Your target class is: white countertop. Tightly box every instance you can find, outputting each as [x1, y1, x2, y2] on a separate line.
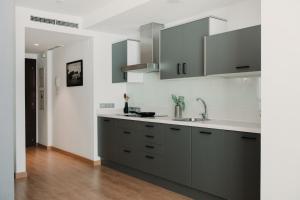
[98, 114, 261, 134]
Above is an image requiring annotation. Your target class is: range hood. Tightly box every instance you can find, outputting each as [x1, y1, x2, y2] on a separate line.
[122, 23, 164, 73]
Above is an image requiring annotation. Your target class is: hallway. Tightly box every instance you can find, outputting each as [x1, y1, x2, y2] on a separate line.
[15, 147, 189, 200]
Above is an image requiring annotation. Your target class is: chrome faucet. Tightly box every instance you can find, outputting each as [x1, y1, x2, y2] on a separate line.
[196, 97, 208, 120]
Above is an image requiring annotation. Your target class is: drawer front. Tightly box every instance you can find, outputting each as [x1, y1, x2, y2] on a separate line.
[117, 128, 140, 148]
[140, 122, 164, 145]
[143, 143, 164, 155]
[139, 152, 164, 177]
[115, 119, 138, 130]
[115, 145, 139, 169]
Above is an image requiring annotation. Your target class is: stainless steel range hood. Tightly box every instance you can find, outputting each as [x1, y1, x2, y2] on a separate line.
[121, 23, 164, 73]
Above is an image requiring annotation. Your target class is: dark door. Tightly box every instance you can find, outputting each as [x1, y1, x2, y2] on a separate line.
[25, 59, 36, 147]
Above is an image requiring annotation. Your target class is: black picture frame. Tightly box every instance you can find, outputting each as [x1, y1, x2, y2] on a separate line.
[66, 60, 83, 87]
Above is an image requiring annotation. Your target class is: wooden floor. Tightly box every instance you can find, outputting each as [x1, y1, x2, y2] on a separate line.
[15, 147, 190, 200]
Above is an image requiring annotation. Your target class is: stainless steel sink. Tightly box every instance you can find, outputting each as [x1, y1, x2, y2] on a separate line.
[173, 117, 209, 122]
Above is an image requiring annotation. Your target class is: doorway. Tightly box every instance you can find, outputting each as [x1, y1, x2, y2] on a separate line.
[25, 58, 37, 147]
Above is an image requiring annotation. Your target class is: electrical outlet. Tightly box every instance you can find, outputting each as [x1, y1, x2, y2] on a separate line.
[99, 103, 115, 109]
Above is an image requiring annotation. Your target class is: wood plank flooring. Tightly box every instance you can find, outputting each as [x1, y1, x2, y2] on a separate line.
[15, 147, 190, 200]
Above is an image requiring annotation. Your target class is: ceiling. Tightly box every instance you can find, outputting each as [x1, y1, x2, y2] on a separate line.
[16, 0, 112, 16]
[88, 0, 244, 35]
[25, 28, 90, 54]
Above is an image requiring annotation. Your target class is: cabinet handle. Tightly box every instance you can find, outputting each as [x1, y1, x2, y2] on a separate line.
[235, 66, 250, 70]
[123, 149, 131, 153]
[123, 131, 131, 135]
[123, 72, 127, 80]
[145, 155, 154, 160]
[103, 119, 110, 122]
[177, 63, 181, 75]
[145, 145, 155, 149]
[182, 63, 187, 74]
[145, 125, 154, 128]
[170, 127, 181, 131]
[145, 135, 154, 139]
[241, 136, 257, 140]
[199, 131, 212, 135]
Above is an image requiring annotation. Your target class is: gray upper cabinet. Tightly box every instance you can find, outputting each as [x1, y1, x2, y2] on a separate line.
[112, 40, 142, 83]
[191, 127, 260, 200]
[181, 19, 210, 78]
[160, 17, 226, 80]
[112, 41, 127, 83]
[205, 25, 261, 76]
[160, 18, 209, 79]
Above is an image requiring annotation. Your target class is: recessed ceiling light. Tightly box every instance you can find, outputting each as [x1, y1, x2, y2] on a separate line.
[34, 43, 39, 46]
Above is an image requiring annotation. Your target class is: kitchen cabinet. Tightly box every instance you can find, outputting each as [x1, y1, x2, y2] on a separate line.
[114, 120, 141, 168]
[112, 41, 127, 83]
[191, 127, 260, 200]
[160, 17, 226, 80]
[98, 117, 260, 199]
[204, 25, 261, 76]
[112, 40, 143, 83]
[98, 118, 116, 161]
[163, 125, 191, 186]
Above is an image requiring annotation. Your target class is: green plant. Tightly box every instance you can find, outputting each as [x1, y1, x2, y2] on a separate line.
[171, 94, 185, 111]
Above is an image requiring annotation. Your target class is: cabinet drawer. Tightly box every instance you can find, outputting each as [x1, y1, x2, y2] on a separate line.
[117, 128, 139, 148]
[115, 119, 138, 130]
[139, 152, 164, 177]
[143, 143, 164, 155]
[116, 146, 139, 169]
[140, 122, 164, 144]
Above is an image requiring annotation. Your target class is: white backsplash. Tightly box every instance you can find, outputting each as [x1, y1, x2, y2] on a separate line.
[126, 73, 261, 123]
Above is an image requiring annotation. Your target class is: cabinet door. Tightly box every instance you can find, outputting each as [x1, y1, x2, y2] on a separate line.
[98, 118, 116, 161]
[163, 125, 191, 186]
[181, 18, 209, 78]
[112, 41, 127, 83]
[205, 25, 261, 75]
[191, 128, 260, 200]
[160, 26, 183, 79]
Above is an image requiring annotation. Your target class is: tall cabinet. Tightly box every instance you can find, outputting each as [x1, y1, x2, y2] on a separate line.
[160, 17, 226, 79]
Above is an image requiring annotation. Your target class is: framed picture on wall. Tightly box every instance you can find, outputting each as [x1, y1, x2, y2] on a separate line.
[66, 60, 83, 87]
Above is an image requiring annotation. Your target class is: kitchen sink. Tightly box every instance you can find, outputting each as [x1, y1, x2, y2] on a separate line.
[173, 117, 209, 122]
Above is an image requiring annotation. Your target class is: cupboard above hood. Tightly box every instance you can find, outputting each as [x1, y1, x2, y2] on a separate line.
[121, 23, 164, 73]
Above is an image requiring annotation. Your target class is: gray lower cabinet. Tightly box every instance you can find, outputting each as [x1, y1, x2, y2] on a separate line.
[112, 41, 127, 83]
[98, 117, 260, 199]
[162, 125, 191, 186]
[160, 18, 209, 79]
[191, 127, 260, 200]
[205, 25, 261, 76]
[98, 118, 116, 161]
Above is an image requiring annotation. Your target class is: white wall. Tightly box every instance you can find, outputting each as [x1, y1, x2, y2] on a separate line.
[127, 0, 261, 123]
[15, 6, 97, 172]
[51, 39, 94, 159]
[93, 33, 127, 160]
[0, 0, 15, 199]
[128, 75, 260, 122]
[261, 0, 300, 199]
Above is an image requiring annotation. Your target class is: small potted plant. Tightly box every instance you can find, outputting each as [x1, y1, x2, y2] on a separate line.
[171, 95, 185, 119]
